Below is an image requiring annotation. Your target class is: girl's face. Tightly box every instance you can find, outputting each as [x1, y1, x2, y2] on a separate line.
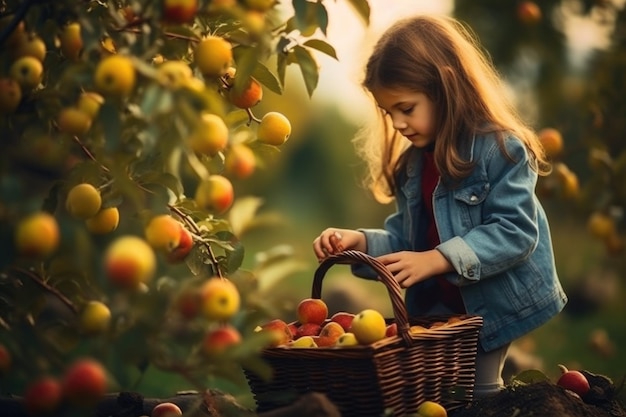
[371, 87, 436, 148]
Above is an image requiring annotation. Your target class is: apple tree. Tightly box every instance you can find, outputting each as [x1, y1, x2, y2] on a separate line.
[0, 0, 370, 413]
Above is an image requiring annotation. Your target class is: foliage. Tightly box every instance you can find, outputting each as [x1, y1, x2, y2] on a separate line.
[0, 0, 370, 407]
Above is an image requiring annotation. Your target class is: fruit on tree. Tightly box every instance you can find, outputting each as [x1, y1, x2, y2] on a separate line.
[175, 287, 202, 319]
[289, 335, 317, 348]
[202, 325, 242, 355]
[296, 298, 328, 325]
[553, 162, 580, 200]
[24, 376, 63, 416]
[538, 127, 563, 158]
[224, 143, 256, 179]
[259, 319, 293, 347]
[162, 0, 198, 24]
[13, 34, 46, 62]
[0, 78, 22, 113]
[200, 277, 241, 321]
[517, 1, 542, 25]
[57, 107, 92, 136]
[417, 400, 447, 417]
[0, 16, 25, 46]
[15, 212, 60, 258]
[61, 358, 107, 406]
[157, 60, 193, 89]
[206, 0, 237, 14]
[86, 207, 120, 234]
[228, 77, 263, 109]
[244, 0, 277, 11]
[257, 111, 291, 146]
[144, 214, 183, 252]
[587, 211, 615, 240]
[77, 92, 104, 119]
[9, 56, 43, 90]
[187, 113, 229, 156]
[335, 332, 359, 347]
[166, 226, 194, 263]
[194, 35, 233, 78]
[104, 236, 156, 289]
[295, 322, 322, 339]
[79, 301, 112, 334]
[194, 175, 234, 214]
[59, 22, 83, 60]
[330, 311, 355, 332]
[66, 183, 102, 219]
[94, 55, 136, 97]
[350, 309, 387, 344]
[556, 364, 590, 397]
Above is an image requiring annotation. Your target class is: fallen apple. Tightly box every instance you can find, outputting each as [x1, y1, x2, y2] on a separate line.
[556, 364, 590, 397]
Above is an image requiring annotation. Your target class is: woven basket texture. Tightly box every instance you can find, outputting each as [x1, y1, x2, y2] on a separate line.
[244, 250, 483, 417]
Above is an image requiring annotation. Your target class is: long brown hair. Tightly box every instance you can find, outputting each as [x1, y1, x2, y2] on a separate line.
[354, 14, 550, 202]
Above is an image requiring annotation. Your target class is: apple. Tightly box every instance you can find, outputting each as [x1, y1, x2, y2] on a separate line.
[312, 335, 337, 347]
[86, 207, 120, 234]
[202, 325, 241, 355]
[15, 211, 60, 258]
[330, 311, 355, 332]
[144, 214, 183, 252]
[335, 332, 359, 347]
[0, 77, 22, 113]
[256, 111, 291, 146]
[556, 364, 590, 397]
[385, 323, 398, 337]
[288, 335, 317, 348]
[319, 321, 345, 342]
[517, 1, 542, 25]
[79, 300, 111, 335]
[259, 319, 293, 347]
[295, 322, 322, 339]
[104, 236, 156, 289]
[62, 358, 107, 407]
[194, 35, 233, 78]
[194, 175, 234, 214]
[350, 309, 387, 345]
[200, 277, 241, 321]
[166, 226, 194, 263]
[228, 77, 263, 109]
[287, 322, 298, 339]
[24, 376, 63, 415]
[162, 0, 198, 24]
[65, 183, 102, 219]
[224, 143, 256, 179]
[152, 401, 183, 417]
[416, 400, 447, 417]
[175, 287, 202, 319]
[296, 298, 328, 325]
[187, 113, 229, 156]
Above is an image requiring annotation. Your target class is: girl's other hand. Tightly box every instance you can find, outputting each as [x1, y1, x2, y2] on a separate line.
[313, 228, 366, 261]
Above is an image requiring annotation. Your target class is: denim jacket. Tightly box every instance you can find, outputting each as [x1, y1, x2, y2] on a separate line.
[353, 131, 568, 352]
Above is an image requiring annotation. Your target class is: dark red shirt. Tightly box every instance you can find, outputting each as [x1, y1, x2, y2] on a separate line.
[421, 151, 465, 314]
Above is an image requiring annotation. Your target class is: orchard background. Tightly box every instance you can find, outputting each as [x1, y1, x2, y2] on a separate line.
[0, 0, 625, 415]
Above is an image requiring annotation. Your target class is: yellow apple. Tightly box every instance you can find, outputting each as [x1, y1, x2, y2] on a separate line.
[350, 309, 386, 344]
[79, 301, 111, 334]
[289, 335, 317, 348]
[15, 212, 60, 258]
[187, 113, 229, 156]
[257, 111, 291, 146]
[200, 277, 241, 321]
[416, 400, 447, 417]
[194, 35, 233, 78]
[335, 332, 359, 347]
[10, 56, 43, 90]
[65, 183, 102, 219]
[94, 55, 136, 97]
[85, 207, 119, 234]
[194, 175, 234, 214]
[104, 236, 156, 289]
[144, 214, 183, 252]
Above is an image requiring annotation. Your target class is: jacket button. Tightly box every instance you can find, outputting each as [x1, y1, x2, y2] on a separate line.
[470, 195, 478, 202]
[467, 269, 475, 277]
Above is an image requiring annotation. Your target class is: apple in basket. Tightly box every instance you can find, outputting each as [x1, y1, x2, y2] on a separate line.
[330, 311, 355, 332]
[350, 308, 387, 344]
[295, 322, 322, 339]
[256, 319, 292, 347]
[297, 298, 328, 325]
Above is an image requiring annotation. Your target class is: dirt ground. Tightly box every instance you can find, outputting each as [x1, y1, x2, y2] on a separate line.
[452, 371, 626, 417]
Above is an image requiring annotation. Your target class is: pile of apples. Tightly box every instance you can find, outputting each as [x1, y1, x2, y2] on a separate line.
[256, 298, 398, 348]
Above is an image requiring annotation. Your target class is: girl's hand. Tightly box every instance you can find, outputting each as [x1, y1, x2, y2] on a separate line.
[376, 250, 454, 288]
[313, 228, 366, 261]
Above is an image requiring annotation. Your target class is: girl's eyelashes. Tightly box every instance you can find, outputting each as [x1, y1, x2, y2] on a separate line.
[400, 106, 414, 115]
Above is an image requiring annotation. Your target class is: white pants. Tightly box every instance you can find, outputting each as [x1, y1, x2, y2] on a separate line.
[424, 302, 509, 398]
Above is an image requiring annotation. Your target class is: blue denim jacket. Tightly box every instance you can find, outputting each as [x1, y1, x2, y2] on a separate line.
[353, 131, 568, 352]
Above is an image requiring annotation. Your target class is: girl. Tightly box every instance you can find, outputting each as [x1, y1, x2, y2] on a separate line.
[312, 14, 567, 398]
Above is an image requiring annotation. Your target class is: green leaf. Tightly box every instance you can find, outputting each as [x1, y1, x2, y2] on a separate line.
[315, 2, 329, 35]
[232, 46, 260, 94]
[293, 45, 319, 98]
[252, 62, 283, 95]
[228, 196, 265, 236]
[511, 369, 551, 385]
[292, 0, 309, 32]
[347, 0, 371, 25]
[303, 39, 338, 60]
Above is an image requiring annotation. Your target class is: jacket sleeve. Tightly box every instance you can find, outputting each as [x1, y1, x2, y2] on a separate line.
[437, 136, 541, 283]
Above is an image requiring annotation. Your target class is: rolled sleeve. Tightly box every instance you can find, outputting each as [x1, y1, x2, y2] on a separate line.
[436, 236, 481, 284]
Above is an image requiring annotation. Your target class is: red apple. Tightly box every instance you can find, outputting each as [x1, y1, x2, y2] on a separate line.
[295, 322, 322, 339]
[330, 311, 355, 332]
[166, 226, 194, 263]
[385, 323, 398, 337]
[61, 358, 107, 407]
[296, 298, 328, 325]
[556, 364, 590, 397]
[24, 376, 62, 415]
[517, 1, 542, 25]
[152, 401, 183, 417]
[259, 319, 292, 347]
[287, 322, 298, 340]
[162, 0, 198, 24]
[202, 325, 241, 355]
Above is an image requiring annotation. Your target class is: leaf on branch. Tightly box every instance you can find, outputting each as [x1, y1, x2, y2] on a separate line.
[228, 196, 264, 237]
[293, 45, 319, 98]
[303, 39, 338, 60]
[347, 0, 371, 25]
[252, 62, 283, 95]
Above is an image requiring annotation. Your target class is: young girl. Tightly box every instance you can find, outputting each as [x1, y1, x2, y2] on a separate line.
[312, 14, 568, 398]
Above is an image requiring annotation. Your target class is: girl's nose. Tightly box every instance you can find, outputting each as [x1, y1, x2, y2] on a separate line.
[391, 117, 407, 131]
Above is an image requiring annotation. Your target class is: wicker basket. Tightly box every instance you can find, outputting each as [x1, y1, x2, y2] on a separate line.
[244, 250, 483, 417]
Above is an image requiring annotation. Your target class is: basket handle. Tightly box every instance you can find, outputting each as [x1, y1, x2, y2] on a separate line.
[311, 250, 413, 345]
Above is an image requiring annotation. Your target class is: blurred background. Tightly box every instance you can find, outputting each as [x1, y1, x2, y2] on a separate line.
[214, 0, 626, 403]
